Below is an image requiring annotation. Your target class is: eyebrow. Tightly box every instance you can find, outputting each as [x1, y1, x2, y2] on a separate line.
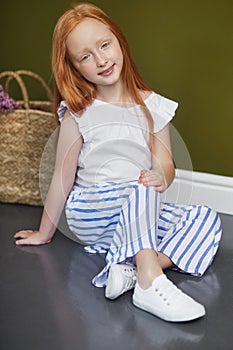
[75, 36, 112, 56]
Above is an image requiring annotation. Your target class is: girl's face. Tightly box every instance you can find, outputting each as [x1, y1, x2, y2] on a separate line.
[66, 18, 124, 93]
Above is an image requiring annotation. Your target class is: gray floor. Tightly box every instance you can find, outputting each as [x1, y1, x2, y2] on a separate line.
[0, 202, 233, 350]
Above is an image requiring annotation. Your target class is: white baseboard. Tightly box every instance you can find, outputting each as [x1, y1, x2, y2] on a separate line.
[161, 169, 233, 215]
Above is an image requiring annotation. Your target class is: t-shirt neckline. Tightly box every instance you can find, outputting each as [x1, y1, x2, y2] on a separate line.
[93, 92, 155, 108]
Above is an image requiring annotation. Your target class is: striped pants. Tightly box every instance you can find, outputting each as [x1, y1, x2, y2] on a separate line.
[65, 180, 222, 287]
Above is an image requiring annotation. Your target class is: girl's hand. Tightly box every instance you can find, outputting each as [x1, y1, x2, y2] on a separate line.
[138, 169, 167, 192]
[14, 230, 51, 246]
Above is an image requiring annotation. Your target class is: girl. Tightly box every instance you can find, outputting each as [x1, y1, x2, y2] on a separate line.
[14, 2, 222, 322]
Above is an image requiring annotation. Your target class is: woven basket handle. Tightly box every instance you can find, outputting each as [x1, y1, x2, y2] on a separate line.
[12, 70, 53, 102]
[0, 70, 53, 110]
[0, 70, 30, 109]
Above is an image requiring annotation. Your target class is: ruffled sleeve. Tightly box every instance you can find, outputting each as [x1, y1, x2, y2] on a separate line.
[145, 92, 179, 133]
[57, 100, 68, 123]
[57, 100, 80, 124]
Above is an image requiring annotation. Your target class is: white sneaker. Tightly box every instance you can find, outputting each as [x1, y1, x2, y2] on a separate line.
[132, 274, 206, 322]
[105, 263, 137, 300]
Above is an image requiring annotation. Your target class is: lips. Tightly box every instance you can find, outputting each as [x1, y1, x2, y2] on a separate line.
[98, 64, 115, 76]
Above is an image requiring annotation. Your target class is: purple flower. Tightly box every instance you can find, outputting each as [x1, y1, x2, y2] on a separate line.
[0, 84, 21, 112]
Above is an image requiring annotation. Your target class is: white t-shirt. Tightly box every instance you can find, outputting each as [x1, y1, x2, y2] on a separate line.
[58, 92, 178, 186]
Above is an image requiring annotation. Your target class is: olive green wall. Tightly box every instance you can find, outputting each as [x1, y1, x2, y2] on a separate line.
[1, 0, 232, 176]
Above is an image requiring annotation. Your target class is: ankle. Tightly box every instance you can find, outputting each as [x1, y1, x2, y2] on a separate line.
[135, 249, 164, 289]
[136, 270, 163, 290]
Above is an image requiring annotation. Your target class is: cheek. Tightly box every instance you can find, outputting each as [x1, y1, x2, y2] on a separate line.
[119, 51, 124, 66]
[77, 64, 95, 80]
[114, 46, 123, 66]
[116, 51, 123, 70]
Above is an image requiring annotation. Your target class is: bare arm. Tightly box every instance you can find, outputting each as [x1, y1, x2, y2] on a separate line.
[14, 111, 83, 245]
[138, 124, 175, 192]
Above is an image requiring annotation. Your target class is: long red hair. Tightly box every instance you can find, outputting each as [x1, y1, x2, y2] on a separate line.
[52, 2, 154, 151]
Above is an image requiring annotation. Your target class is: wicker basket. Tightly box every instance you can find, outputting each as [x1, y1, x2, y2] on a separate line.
[0, 70, 58, 206]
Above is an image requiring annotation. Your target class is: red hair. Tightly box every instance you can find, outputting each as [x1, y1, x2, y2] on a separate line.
[52, 2, 154, 151]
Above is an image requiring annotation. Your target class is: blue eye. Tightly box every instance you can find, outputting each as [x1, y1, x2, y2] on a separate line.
[81, 54, 90, 62]
[101, 42, 109, 49]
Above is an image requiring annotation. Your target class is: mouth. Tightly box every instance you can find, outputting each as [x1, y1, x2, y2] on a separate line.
[98, 64, 115, 76]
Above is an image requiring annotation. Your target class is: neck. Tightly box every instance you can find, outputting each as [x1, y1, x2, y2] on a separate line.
[96, 79, 127, 104]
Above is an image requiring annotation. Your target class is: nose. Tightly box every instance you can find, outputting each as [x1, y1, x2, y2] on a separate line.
[96, 52, 108, 67]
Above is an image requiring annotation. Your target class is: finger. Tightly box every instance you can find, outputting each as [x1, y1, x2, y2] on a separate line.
[15, 236, 42, 246]
[141, 177, 162, 186]
[14, 230, 34, 239]
[138, 170, 145, 182]
[144, 171, 161, 180]
[138, 173, 151, 183]
[15, 238, 31, 246]
[153, 184, 166, 193]
[16, 239, 40, 246]
[140, 171, 157, 180]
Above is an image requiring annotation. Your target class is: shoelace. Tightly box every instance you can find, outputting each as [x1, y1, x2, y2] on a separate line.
[122, 266, 137, 290]
[154, 280, 186, 306]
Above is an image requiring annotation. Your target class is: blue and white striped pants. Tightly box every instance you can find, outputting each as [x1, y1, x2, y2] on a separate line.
[65, 180, 222, 287]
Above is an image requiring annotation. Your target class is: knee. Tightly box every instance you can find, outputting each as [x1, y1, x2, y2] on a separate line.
[197, 205, 216, 217]
[195, 205, 221, 229]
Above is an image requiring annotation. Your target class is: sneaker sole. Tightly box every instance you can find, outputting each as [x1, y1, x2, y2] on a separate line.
[105, 265, 123, 300]
[132, 294, 206, 322]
